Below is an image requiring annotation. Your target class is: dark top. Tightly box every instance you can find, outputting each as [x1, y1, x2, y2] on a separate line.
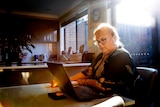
[82, 47, 138, 98]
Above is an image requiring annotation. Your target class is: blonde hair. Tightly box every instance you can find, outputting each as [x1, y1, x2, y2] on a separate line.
[93, 23, 124, 47]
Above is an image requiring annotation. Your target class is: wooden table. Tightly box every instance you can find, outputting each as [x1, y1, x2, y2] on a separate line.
[0, 83, 135, 107]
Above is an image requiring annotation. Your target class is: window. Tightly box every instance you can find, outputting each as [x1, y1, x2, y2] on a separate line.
[60, 15, 88, 54]
[115, 0, 157, 66]
[65, 21, 76, 52]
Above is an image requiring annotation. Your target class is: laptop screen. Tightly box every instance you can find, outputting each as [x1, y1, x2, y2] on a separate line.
[47, 63, 76, 96]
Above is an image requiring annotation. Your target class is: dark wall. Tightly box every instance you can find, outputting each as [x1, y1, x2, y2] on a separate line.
[154, 10, 160, 107]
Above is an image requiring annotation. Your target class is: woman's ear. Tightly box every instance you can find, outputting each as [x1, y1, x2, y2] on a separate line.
[111, 34, 117, 42]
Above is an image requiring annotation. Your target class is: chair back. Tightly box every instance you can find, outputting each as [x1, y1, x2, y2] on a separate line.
[135, 67, 158, 107]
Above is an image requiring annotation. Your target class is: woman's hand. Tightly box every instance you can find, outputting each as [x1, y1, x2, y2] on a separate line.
[77, 79, 107, 91]
[50, 80, 58, 88]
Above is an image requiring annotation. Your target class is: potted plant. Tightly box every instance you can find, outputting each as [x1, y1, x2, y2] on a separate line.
[1, 34, 35, 66]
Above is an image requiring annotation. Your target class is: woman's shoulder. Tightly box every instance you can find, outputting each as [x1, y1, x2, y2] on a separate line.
[111, 47, 130, 57]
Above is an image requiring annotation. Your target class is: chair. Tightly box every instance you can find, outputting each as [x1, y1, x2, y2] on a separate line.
[82, 53, 95, 63]
[79, 44, 84, 54]
[135, 67, 158, 107]
[67, 47, 72, 54]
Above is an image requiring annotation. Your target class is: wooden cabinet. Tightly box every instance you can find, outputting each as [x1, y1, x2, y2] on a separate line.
[25, 19, 59, 43]
[32, 30, 57, 42]
[0, 15, 59, 43]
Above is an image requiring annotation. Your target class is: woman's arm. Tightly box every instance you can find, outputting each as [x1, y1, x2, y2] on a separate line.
[70, 72, 87, 81]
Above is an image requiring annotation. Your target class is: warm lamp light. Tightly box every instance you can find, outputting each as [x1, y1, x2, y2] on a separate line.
[51, 80, 58, 88]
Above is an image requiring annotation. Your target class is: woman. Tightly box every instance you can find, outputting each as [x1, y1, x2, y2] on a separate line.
[52, 23, 138, 98]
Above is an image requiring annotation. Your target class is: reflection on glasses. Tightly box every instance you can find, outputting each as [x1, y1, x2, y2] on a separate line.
[94, 38, 107, 45]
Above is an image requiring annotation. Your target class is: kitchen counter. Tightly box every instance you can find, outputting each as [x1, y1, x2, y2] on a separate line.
[0, 62, 91, 87]
[0, 62, 91, 71]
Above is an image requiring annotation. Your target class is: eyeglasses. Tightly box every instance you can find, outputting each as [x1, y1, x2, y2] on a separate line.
[94, 37, 107, 46]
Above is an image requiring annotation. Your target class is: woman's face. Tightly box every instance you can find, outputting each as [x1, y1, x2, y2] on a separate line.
[94, 30, 117, 55]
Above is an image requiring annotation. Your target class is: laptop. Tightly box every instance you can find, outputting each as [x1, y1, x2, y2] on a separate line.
[47, 62, 108, 101]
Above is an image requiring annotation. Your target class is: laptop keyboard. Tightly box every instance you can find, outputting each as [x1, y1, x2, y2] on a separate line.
[73, 86, 107, 101]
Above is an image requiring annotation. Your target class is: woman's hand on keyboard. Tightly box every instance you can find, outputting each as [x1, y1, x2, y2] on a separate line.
[77, 79, 107, 91]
